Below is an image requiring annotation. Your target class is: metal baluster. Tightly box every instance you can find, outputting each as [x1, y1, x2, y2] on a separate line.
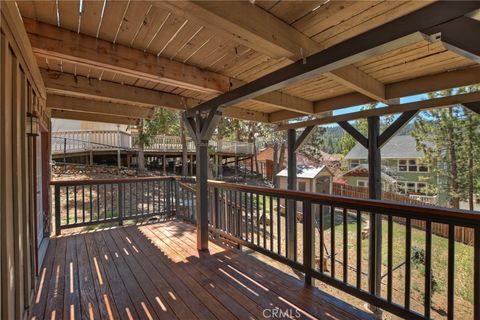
[263, 195, 266, 248]
[256, 193, 260, 246]
[447, 224, 455, 320]
[89, 184, 93, 222]
[237, 191, 241, 238]
[82, 185, 85, 224]
[277, 197, 281, 255]
[74, 185, 77, 224]
[66, 186, 69, 225]
[118, 183, 123, 225]
[331, 206, 335, 278]
[147, 181, 150, 215]
[104, 183, 107, 220]
[356, 210, 361, 288]
[343, 208, 348, 283]
[387, 215, 393, 302]
[270, 196, 273, 251]
[96, 185, 100, 221]
[250, 193, 254, 243]
[319, 205, 325, 273]
[244, 192, 248, 241]
[110, 183, 114, 219]
[303, 200, 313, 286]
[405, 217, 411, 309]
[425, 220, 432, 318]
[54, 185, 61, 235]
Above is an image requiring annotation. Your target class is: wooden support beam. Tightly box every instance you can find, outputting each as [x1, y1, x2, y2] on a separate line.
[426, 17, 480, 63]
[378, 110, 418, 147]
[50, 109, 139, 125]
[286, 128, 297, 260]
[338, 122, 368, 148]
[27, 20, 313, 115]
[293, 126, 315, 152]
[270, 67, 480, 122]
[464, 101, 480, 114]
[42, 70, 268, 122]
[278, 91, 480, 130]
[367, 116, 382, 299]
[157, 1, 387, 102]
[47, 94, 155, 119]
[183, 108, 222, 251]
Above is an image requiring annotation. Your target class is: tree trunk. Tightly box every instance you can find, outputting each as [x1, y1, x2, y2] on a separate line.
[447, 109, 460, 209]
[180, 117, 188, 176]
[467, 112, 474, 211]
[272, 143, 279, 186]
[253, 138, 259, 173]
[137, 120, 145, 171]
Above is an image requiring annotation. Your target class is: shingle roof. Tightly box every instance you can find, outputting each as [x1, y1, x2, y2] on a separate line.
[345, 135, 423, 160]
[276, 165, 332, 178]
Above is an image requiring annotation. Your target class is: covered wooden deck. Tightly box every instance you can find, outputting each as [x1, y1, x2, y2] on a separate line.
[30, 220, 371, 320]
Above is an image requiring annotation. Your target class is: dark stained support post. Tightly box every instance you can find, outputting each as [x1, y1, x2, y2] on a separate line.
[367, 116, 382, 301]
[286, 125, 314, 260]
[184, 108, 221, 251]
[163, 154, 166, 175]
[287, 128, 297, 259]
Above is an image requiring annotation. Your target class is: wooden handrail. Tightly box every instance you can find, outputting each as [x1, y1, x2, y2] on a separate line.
[206, 180, 480, 224]
[50, 175, 180, 186]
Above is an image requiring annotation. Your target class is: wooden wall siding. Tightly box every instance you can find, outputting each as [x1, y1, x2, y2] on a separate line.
[1, 2, 47, 319]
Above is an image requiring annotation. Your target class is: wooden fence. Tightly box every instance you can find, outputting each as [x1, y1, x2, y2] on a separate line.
[333, 183, 475, 245]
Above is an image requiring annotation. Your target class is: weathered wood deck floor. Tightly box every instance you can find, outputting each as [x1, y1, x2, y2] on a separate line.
[30, 220, 372, 320]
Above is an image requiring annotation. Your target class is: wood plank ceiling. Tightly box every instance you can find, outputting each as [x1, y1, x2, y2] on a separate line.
[17, 0, 479, 123]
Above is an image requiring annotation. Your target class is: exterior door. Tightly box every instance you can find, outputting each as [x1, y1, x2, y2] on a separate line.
[36, 133, 48, 268]
[315, 176, 331, 194]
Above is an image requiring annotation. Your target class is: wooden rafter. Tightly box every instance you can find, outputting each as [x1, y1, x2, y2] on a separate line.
[278, 91, 480, 130]
[42, 70, 269, 122]
[270, 67, 480, 122]
[51, 109, 140, 125]
[47, 94, 155, 119]
[25, 19, 314, 115]
[156, 1, 388, 102]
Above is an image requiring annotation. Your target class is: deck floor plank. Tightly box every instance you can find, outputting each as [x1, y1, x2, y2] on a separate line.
[100, 228, 158, 319]
[92, 230, 140, 319]
[33, 220, 373, 320]
[84, 232, 121, 319]
[30, 238, 57, 320]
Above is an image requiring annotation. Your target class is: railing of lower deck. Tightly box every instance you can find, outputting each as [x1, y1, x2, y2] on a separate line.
[52, 130, 254, 155]
[51, 177, 176, 234]
[50, 177, 480, 320]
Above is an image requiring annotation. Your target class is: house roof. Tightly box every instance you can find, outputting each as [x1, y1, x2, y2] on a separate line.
[276, 165, 332, 179]
[342, 164, 397, 183]
[345, 135, 423, 160]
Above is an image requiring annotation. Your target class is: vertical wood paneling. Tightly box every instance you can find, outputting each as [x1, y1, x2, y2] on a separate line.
[1, 33, 16, 320]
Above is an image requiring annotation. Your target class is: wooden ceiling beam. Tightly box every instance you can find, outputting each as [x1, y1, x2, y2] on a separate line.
[277, 91, 480, 130]
[42, 70, 268, 123]
[50, 109, 140, 125]
[156, 1, 387, 102]
[26, 19, 313, 115]
[47, 94, 155, 119]
[269, 67, 480, 122]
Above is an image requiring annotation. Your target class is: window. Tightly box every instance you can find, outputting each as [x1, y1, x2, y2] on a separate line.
[419, 164, 429, 172]
[396, 181, 428, 195]
[408, 160, 417, 172]
[357, 180, 368, 187]
[350, 160, 360, 169]
[398, 159, 428, 172]
[298, 181, 306, 192]
[417, 183, 427, 193]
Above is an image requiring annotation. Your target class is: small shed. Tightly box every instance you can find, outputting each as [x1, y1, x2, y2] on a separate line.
[277, 165, 333, 194]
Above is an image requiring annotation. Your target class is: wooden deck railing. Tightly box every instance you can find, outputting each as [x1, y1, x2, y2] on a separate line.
[51, 176, 177, 234]
[51, 177, 480, 320]
[51, 130, 254, 154]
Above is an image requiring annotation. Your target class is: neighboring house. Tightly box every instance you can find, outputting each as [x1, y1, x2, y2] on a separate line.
[344, 135, 436, 197]
[277, 165, 333, 194]
[255, 147, 340, 180]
